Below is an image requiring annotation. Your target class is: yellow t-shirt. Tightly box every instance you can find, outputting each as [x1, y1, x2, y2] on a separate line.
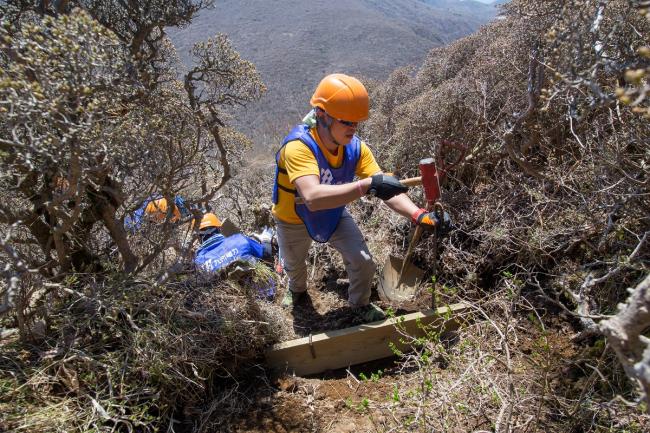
[272, 127, 381, 224]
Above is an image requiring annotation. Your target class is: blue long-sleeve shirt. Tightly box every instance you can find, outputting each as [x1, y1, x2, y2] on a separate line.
[194, 233, 264, 272]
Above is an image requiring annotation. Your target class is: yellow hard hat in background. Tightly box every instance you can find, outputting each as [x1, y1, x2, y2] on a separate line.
[310, 73, 369, 122]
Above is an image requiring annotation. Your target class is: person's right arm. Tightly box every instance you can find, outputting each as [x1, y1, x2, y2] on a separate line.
[286, 141, 406, 211]
[293, 175, 371, 211]
[285, 140, 370, 211]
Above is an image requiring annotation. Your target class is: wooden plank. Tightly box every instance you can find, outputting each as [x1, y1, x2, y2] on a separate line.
[265, 302, 470, 376]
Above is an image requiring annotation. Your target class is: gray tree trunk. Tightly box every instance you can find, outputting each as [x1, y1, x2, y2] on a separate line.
[599, 274, 650, 411]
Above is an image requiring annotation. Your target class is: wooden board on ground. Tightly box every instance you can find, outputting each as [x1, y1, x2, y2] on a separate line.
[266, 302, 471, 376]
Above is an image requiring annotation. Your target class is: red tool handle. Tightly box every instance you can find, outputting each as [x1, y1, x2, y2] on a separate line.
[418, 158, 441, 205]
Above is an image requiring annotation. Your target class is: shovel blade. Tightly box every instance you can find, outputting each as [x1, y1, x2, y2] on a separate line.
[378, 255, 425, 302]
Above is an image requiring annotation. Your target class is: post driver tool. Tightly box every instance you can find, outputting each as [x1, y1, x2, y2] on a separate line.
[378, 140, 467, 303]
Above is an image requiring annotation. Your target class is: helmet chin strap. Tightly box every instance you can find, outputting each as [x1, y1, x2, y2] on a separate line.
[322, 116, 346, 148]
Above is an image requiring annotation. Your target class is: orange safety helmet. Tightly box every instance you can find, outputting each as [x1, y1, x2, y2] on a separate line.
[198, 213, 222, 231]
[145, 198, 181, 223]
[310, 73, 369, 122]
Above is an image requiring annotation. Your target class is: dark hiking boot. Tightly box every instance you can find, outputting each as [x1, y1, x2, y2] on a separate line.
[359, 303, 386, 322]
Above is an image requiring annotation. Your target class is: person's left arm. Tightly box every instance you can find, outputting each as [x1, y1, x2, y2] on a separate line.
[384, 193, 420, 218]
[245, 236, 266, 259]
[358, 142, 450, 230]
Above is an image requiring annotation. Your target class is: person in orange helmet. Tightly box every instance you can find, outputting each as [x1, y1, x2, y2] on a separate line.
[194, 212, 223, 241]
[144, 198, 181, 223]
[193, 212, 274, 269]
[272, 73, 450, 321]
[193, 212, 276, 299]
[124, 196, 190, 231]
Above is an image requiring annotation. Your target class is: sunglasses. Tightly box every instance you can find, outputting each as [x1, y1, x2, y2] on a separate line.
[334, 118, 359, 127]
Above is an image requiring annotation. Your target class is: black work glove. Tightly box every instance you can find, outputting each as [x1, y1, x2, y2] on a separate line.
[367, 174, 408, 201]
[413, 209, 453, 237]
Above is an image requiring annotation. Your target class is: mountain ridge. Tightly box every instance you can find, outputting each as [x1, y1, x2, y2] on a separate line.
[168, 0, 497, 144]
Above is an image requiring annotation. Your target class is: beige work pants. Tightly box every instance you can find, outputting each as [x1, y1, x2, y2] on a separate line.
[274, 210, 376, 307]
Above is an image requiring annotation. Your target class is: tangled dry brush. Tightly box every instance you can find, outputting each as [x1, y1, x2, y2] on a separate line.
[339, 0, 649, 430]
[0, 1, 284, 432]
[1, 0, 650, 432]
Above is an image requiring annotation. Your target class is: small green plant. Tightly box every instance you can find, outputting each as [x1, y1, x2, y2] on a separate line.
[415, 335, 427, 347]
[456, 402, 469, 414]
[491, 390, 501, 406]
[420, 350, 431, 364]
[458, 338, 472, 353]
[527, 312, 546, 332]
[502, 270, 523, 287]
[535, 335, 550, 352]
[441, 284, 458, 296]
[392, 384, 400, 402]
[357, 397, 370, 412]
[422, 324, 442, 343]
[443, 305, 452, 321]
[389, 341, 403, 357]
[592, 338, 606, 351]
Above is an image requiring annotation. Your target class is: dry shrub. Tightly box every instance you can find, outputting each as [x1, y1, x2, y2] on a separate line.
[345, 0, 650, 429]
[0, 269, 288, 432]
[214, 154, 277, 234]
[359, 0, 649, 315]
[368, 293, 650, 432]
[0, 2, 266, 339]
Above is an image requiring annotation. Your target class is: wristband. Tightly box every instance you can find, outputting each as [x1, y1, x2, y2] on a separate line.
[356, 180, 364, 197]
[411, 208, 426, 224]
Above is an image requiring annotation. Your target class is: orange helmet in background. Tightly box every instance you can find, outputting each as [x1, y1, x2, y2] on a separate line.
[310, 73, 369, 122]
[145, 198, 181, 223]
[199, 213, 222, 231]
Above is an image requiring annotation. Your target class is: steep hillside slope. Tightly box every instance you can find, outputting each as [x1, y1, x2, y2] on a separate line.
[168, 0, 496, 143]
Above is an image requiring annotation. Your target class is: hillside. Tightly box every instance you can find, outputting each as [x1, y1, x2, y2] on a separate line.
[419, 0, 498, 15]
[167, 0, 497, 143]
[2, 1, 650, 432]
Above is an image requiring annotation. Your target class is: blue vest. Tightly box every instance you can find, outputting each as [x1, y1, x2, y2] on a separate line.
[195, 234, 275, 299]
[273, 124, 361, 243]
[194, 233, 264, 273]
